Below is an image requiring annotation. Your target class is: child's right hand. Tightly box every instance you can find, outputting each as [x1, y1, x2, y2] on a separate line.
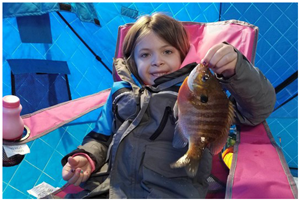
[62, 155, 92, 186]
[201, 43, 237, 78]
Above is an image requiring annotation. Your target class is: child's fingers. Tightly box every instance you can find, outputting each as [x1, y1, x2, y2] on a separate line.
[68, 156, 79, 167]
[210, 45, 234, 67]
[73, 173, 83, 186]
[202, 43, 235, 68]
[213, 62, 236, 78]
[214, 51, 237, 70]
[211, 52, 237, 77]
[81, 171, 91, 183]
[62, 165, 75, 181]
[202, 43, 225, 66]
[62, 157, 81, 181]
[67, 168, 82, 185]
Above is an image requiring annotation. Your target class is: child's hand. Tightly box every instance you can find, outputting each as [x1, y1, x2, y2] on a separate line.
[201, 43, 237, 78]
[62, 155, 92, 186]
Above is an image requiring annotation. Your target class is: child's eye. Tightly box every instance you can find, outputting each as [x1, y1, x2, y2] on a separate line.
[164, 50, 173, 55]
[140, 53, 149, 58]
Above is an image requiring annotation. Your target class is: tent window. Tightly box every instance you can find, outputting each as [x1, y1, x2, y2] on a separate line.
[17, 13, 52, 43]
[8, 59, 71, 115]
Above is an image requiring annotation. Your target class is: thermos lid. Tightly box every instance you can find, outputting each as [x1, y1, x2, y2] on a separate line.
[3, 95, 20, 108]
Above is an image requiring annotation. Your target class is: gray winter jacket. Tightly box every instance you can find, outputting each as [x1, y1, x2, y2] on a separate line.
[61, 48, 276, 198]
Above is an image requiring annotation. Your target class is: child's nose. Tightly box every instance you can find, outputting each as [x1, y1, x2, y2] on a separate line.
[151, 54, 164, 67]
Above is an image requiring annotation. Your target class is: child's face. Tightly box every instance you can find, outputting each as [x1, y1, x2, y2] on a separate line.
[134, 31, 181, 85]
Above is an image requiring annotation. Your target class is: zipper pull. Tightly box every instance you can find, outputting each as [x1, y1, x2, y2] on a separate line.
[136, 86, 145, 109]
[139, 86, 145, 94]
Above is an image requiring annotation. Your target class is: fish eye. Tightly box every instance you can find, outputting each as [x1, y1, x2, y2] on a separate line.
[202, 74, 210, 82]
[200, 95, 208, 103]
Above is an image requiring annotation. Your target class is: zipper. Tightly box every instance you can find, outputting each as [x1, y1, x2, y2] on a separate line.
[149, 106, 173, 141]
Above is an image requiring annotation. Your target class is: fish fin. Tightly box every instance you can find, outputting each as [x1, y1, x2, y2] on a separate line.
[184, 158, 200, 178]
[173, 100, 178, 118]
[170, 154, 200, 178]
[172, 122, 188, 148]
[209, 132, 229, 155]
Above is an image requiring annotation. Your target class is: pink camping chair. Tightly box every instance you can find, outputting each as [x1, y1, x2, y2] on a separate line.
[4, 20, 297, 199]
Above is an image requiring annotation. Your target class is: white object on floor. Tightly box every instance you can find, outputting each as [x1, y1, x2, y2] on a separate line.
[27, 182, 59, 198]
[3, 144, 30, 157]
[293, 177, 298, 188]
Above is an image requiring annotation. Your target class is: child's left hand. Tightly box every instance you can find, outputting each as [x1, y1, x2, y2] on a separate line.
[201, 43, 237, 78]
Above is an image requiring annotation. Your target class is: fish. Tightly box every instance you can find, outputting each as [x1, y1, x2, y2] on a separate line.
[171, 63, 235, 177]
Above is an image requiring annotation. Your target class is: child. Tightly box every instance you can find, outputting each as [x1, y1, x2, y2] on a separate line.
[61, 13, 276, 198]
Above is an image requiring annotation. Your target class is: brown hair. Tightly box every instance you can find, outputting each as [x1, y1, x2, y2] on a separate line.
[122, 13, 190, 83]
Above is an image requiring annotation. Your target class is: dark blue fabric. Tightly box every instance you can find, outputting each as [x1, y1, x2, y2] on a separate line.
[8, 59, 71, 115]
[3, 3, 58, 18]
[275, 79, 298, 110]
[3, 3, 99, 25]
[8, 59, 70, 74]
[17, 14, 52, 43]
[14, 73, 71, 115]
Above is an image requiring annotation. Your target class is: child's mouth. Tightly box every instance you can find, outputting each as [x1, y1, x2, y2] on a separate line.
[152, 72, 169, 78]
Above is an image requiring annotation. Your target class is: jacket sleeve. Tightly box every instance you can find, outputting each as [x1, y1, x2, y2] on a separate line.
[61, 89, 114, 172]
[217, 46, 276, 126]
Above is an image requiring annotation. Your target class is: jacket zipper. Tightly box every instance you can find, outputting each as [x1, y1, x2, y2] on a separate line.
[149, 106, 173, 141]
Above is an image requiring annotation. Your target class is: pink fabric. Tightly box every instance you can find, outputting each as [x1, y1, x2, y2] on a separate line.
[239, 123, 272, 144]
[210, 154, 229, 186]
[12, 89, 111, 144]
[184, 22, 256, 63]
[72, 153, 96, 173]
[232, 144, 294, 198]
[206, 154, 229, 199]
[55, 184, 83, 198]
[116, 21, 257, 62]
[228, 123, 296, 199]
[180, 44, 199, 68]
[115, 21, 257, 81]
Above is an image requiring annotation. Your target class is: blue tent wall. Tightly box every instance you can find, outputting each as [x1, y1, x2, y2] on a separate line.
[2, 2, 298, 199]
[220, 3, 298, 176]
[3, 10, 113, 123]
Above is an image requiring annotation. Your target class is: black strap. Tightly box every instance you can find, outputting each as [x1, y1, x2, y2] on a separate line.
[11, 72, 16, 95]
[153, 62, 197, 87]
[275, 71, 297, 93]
[56, 11, 112, 74]
[273, 71, 297, 111]
[273, 93, 298, 112]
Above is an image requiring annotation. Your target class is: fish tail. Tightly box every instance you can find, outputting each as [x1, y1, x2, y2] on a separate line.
[170, 154, 200, 177]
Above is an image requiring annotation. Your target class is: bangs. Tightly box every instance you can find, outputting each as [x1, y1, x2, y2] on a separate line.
[134, 28, 151, 48]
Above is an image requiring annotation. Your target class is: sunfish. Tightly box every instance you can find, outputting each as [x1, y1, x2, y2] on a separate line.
[171, 63, 235, 177]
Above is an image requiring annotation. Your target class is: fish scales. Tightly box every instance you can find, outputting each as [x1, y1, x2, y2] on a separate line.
[188, 110, 230, 119]
[171, 63, 235, 177]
